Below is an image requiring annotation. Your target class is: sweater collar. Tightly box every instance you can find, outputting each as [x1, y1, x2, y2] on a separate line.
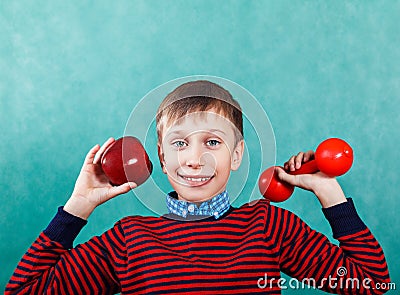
[166, 190, 230, 220]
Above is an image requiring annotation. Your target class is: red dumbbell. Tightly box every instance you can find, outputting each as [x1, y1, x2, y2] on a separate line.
[259, 138, 353, 202]
[101, 136, 153, 186]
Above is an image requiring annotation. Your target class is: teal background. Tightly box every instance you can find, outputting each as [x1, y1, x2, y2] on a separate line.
[1, 1, 399, 293]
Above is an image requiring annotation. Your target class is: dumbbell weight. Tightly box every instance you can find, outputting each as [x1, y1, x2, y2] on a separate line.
[259, 138, 353, 202]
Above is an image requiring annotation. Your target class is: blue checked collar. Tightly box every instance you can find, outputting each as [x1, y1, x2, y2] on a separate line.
[166, 190, 230, 219]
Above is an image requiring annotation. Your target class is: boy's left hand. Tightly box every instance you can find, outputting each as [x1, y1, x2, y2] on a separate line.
[276, 150, 347, 208]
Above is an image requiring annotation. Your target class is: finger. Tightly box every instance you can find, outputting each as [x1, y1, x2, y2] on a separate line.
[295, 152, 304, 169]
[107, 182, 137, 200]
[276, 167, 299, 187]
[84, 144, 100, 165]
[284, 162, 289, 170]
[93, 137, 115, 164]
[288, 155, 296, 171]
[303, 150, 314, 162]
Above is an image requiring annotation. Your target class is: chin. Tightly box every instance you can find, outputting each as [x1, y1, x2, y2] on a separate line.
[177, 191, 212, 203]
[169, 175, 227, 202]
[175, 187, 225, 203]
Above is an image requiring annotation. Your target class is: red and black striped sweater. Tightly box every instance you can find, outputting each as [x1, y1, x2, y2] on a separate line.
[6, 198, 390, 294]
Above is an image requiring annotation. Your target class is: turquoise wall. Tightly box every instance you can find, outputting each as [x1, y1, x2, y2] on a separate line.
[1, 1, 398, 293]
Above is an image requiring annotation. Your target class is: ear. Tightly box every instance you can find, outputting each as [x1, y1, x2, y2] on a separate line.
[231, 139, 244, 171]
[157, 143, 167, 174]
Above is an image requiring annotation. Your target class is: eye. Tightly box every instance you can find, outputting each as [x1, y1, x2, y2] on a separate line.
[172, 140, 187, 148]
[206, 139, 221, 147]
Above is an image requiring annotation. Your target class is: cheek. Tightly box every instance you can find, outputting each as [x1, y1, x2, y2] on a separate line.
[214, 149, 232, 168]
[160, 144, 172, 162]
[164, 150, 178, 165]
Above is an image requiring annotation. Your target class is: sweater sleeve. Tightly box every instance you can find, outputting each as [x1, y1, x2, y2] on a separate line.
[278, 198, 391, 295]
[5, 207, 126, 295]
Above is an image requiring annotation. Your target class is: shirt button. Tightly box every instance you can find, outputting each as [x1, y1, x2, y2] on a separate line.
[188, 204, 195, 213]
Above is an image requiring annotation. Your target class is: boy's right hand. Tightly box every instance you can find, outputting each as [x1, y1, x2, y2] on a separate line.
[64, 137, 137, 220]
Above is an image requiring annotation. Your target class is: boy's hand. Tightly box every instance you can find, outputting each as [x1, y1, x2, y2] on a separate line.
[64, 137, 137, 219]
[276, 150, 347, 208]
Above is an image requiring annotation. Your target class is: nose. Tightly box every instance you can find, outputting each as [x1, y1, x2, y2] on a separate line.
[184, 144, 205, 169]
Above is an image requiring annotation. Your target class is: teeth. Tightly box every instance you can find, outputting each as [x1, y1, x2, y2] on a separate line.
[183, 176, 211, 182]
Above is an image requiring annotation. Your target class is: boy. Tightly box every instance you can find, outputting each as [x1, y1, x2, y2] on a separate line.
[6, 80, 390, 294]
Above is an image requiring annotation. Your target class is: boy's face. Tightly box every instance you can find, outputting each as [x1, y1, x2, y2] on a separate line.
[158, 110, 244, 203]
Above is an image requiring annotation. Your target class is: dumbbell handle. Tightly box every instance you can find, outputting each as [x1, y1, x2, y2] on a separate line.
[289, 159, 319, 175]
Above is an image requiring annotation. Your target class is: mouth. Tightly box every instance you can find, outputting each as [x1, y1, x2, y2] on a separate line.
[177, 173, 215, 187]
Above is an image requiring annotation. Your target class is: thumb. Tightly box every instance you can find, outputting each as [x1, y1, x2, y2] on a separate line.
[107, 182, 137, 201]
[275, 167, 299, 187]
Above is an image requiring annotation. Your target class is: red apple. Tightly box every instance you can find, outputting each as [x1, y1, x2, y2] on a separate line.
[101, 136, 153, 186]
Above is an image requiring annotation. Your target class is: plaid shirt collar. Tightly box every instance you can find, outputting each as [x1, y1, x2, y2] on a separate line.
[166, 190, 230, 219]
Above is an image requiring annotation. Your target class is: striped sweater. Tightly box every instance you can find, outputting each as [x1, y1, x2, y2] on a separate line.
[6, 198, 390, 294]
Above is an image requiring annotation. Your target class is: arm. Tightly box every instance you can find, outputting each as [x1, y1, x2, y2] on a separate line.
[278, 200, 390, 294]
[5, 208, 126, 294]
[5, 138, 135, 294]
[276, 151, 390, 294]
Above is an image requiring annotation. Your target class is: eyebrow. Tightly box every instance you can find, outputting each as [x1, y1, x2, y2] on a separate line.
[167, 129, 226, 136]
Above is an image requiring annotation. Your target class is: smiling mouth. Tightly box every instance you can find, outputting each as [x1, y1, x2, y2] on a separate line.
[178, 174, 215, 186]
